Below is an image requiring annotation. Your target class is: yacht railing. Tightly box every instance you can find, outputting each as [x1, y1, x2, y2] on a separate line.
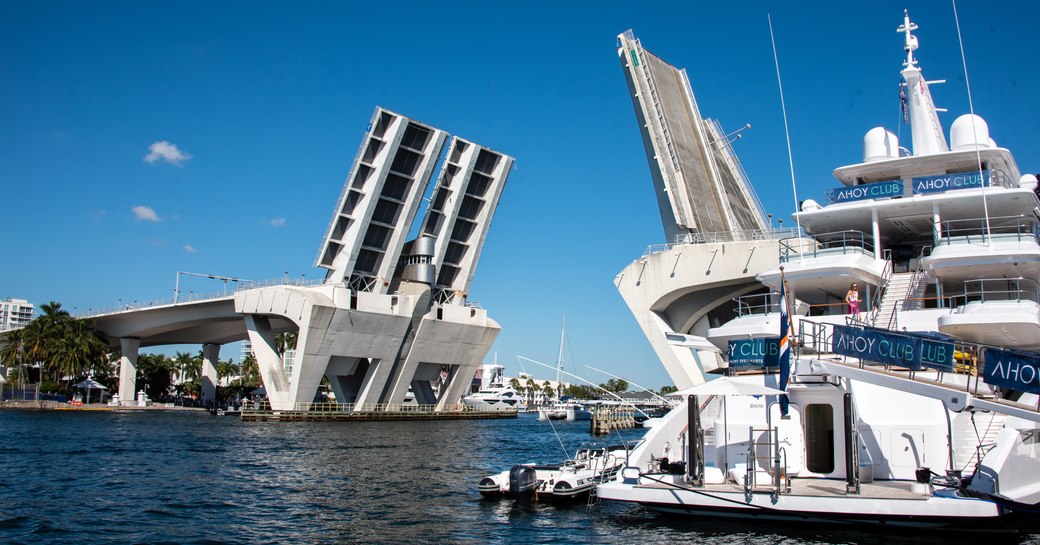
[867, 253, 894, 326]
[779, 230, 874, 263]
[935, 215, 1040, 247]
[644, 227, 801, 256]
[947, 277, 1040, 307]
[734, 292, 780, 317]
[796, 318, 987, 390]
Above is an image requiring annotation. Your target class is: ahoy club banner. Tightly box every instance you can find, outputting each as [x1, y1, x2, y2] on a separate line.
[825, 180, 903, 204]
[912, 170, 990, 195]
[728, 338, 781, 368]
[831, 325, 955, 371]
[982, 348, 1040, 395]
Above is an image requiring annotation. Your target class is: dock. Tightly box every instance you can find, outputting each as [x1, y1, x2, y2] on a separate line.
[240, 401, 518, 422]
[591, 406, 637, 435]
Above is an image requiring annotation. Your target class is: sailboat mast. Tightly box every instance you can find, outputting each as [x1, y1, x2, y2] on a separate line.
[555, 315, 566, 385]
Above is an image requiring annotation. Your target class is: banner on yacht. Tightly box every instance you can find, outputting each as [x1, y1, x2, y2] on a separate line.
[912, 170, 990, 195]
[727, 338, 780, 368]
[831, 325, 955, 371]
[982, 347, 1040, 394]
[825, 180, 903, 204]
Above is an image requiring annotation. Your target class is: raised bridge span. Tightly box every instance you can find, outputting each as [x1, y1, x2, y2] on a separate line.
[73, 107, 513, 412]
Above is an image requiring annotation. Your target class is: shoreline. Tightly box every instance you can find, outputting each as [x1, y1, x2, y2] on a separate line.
[0, 400, 208, 412]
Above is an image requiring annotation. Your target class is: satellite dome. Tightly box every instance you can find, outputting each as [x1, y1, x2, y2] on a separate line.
[801, 199, 821, 211]
[950, 114, 991, 151]
[863, 127, 899, 163]
[1020, 174, 1038, 191]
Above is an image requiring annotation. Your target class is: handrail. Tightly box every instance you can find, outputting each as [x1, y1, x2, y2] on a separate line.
[779, 229, 874, 263]
[948, 277, 1040, 307]
[868, 254, 894, 326]
[935, 214, 1040, 247]
[644, 227, 800, 256]
[75, 277, 325, 318]
[241, 400, 517, 414]
[734, 292, 780, 318]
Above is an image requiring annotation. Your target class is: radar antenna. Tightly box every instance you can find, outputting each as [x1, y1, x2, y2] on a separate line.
[898, 10, 919, 68]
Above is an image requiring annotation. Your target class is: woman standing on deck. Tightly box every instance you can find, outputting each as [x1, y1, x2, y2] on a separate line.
[845, 283, 860, 316]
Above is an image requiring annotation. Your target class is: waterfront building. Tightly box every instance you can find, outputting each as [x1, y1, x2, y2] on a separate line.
[0, 298, 33, 332]
[507, 372, 569, 407]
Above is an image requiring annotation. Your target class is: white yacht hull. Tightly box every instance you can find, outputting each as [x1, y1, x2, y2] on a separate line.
[597, 479, 1002, 528]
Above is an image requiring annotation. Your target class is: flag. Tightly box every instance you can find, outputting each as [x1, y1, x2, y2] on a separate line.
[778, 280, 791, 416]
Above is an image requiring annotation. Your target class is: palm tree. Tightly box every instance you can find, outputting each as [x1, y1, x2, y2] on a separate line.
[216, 360, 238, 386]
[0, 328, 26, 389]
[541, 381, 555, 404]
[526, 377, 537, 407]
[173, 351, 194, 384]
[240, 354, 260, 387]
[275, 331, 298, 355]
[183, 354, 202, 384]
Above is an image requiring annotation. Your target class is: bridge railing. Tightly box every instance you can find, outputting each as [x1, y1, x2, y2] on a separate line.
[643, 227, 801, 256]
[242, 400, 509, 413]
[76, 277, 326, 318]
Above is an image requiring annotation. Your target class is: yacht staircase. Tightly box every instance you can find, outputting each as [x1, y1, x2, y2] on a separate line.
[796, 319, 1040, 422]
[872, 271, 927, 329]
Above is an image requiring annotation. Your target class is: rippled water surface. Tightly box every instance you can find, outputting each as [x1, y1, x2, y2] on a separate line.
[2, 410, 1038, 545]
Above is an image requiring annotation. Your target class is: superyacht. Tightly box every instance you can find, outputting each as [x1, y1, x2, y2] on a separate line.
[598, 13, 1040, 530]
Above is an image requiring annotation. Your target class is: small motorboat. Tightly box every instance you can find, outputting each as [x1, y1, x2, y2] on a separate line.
[478, 443, 629, 501]
[537, 401, 592, 421]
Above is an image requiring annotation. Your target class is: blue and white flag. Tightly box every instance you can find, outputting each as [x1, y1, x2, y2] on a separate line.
[778, 282, 791, 416]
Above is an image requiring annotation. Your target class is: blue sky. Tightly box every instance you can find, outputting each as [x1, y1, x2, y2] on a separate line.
[3, 1, 1039, 389]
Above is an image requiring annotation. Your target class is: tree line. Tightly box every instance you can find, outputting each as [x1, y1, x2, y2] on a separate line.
[0, 301, 266, 403]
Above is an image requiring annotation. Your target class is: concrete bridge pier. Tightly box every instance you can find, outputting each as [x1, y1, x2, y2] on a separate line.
[118, 338, 140, 405]
[201, 343, 219, 407]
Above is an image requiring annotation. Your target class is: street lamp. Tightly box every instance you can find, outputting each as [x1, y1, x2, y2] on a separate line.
[174, 271, 252, 303]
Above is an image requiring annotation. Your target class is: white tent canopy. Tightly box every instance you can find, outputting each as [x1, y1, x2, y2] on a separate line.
[74, 378, 107, 390]
[667, 376, 785, 397]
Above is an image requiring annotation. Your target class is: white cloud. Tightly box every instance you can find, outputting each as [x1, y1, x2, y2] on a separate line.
[183, 244, 197, 254]
[270, 217, 286, 227]
[132, 205, 160, 222]
[92, 210, 107, 221]
[143, 140, 191, 165]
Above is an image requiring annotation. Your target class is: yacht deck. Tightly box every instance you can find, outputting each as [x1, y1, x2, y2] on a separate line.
[640, 476, 930, 500]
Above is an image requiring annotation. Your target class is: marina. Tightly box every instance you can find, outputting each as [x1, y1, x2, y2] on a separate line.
[5, 1, 1040, 543]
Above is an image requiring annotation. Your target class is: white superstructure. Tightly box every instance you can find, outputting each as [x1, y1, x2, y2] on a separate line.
[601, 13, 1040, 530]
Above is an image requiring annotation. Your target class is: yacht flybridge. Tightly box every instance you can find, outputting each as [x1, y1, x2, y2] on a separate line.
[601, 13, 1040, 530]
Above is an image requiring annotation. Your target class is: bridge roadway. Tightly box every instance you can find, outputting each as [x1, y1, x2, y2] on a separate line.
[71, 280, 500, 413]
[86, 294, 295, 407]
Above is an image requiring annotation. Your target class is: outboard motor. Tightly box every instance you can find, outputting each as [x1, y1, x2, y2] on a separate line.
[508, 465, 538, 498]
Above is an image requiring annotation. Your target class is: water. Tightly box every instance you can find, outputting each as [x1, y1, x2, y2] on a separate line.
[1, 410, 1037, 545]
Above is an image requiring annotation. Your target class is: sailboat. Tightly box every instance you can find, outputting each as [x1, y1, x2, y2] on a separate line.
[538, 316, 593, 421]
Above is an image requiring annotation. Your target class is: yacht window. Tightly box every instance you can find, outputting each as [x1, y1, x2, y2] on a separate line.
[805, 403, 835, 474]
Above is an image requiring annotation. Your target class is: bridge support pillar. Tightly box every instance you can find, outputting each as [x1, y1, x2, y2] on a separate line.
[118, 338, 140, 406]
[201, 343, 219, 408]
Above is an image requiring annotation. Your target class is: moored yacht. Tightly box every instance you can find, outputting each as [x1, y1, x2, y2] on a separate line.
[461, 386, 522, 412]
[600, 12, 1040, 530]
